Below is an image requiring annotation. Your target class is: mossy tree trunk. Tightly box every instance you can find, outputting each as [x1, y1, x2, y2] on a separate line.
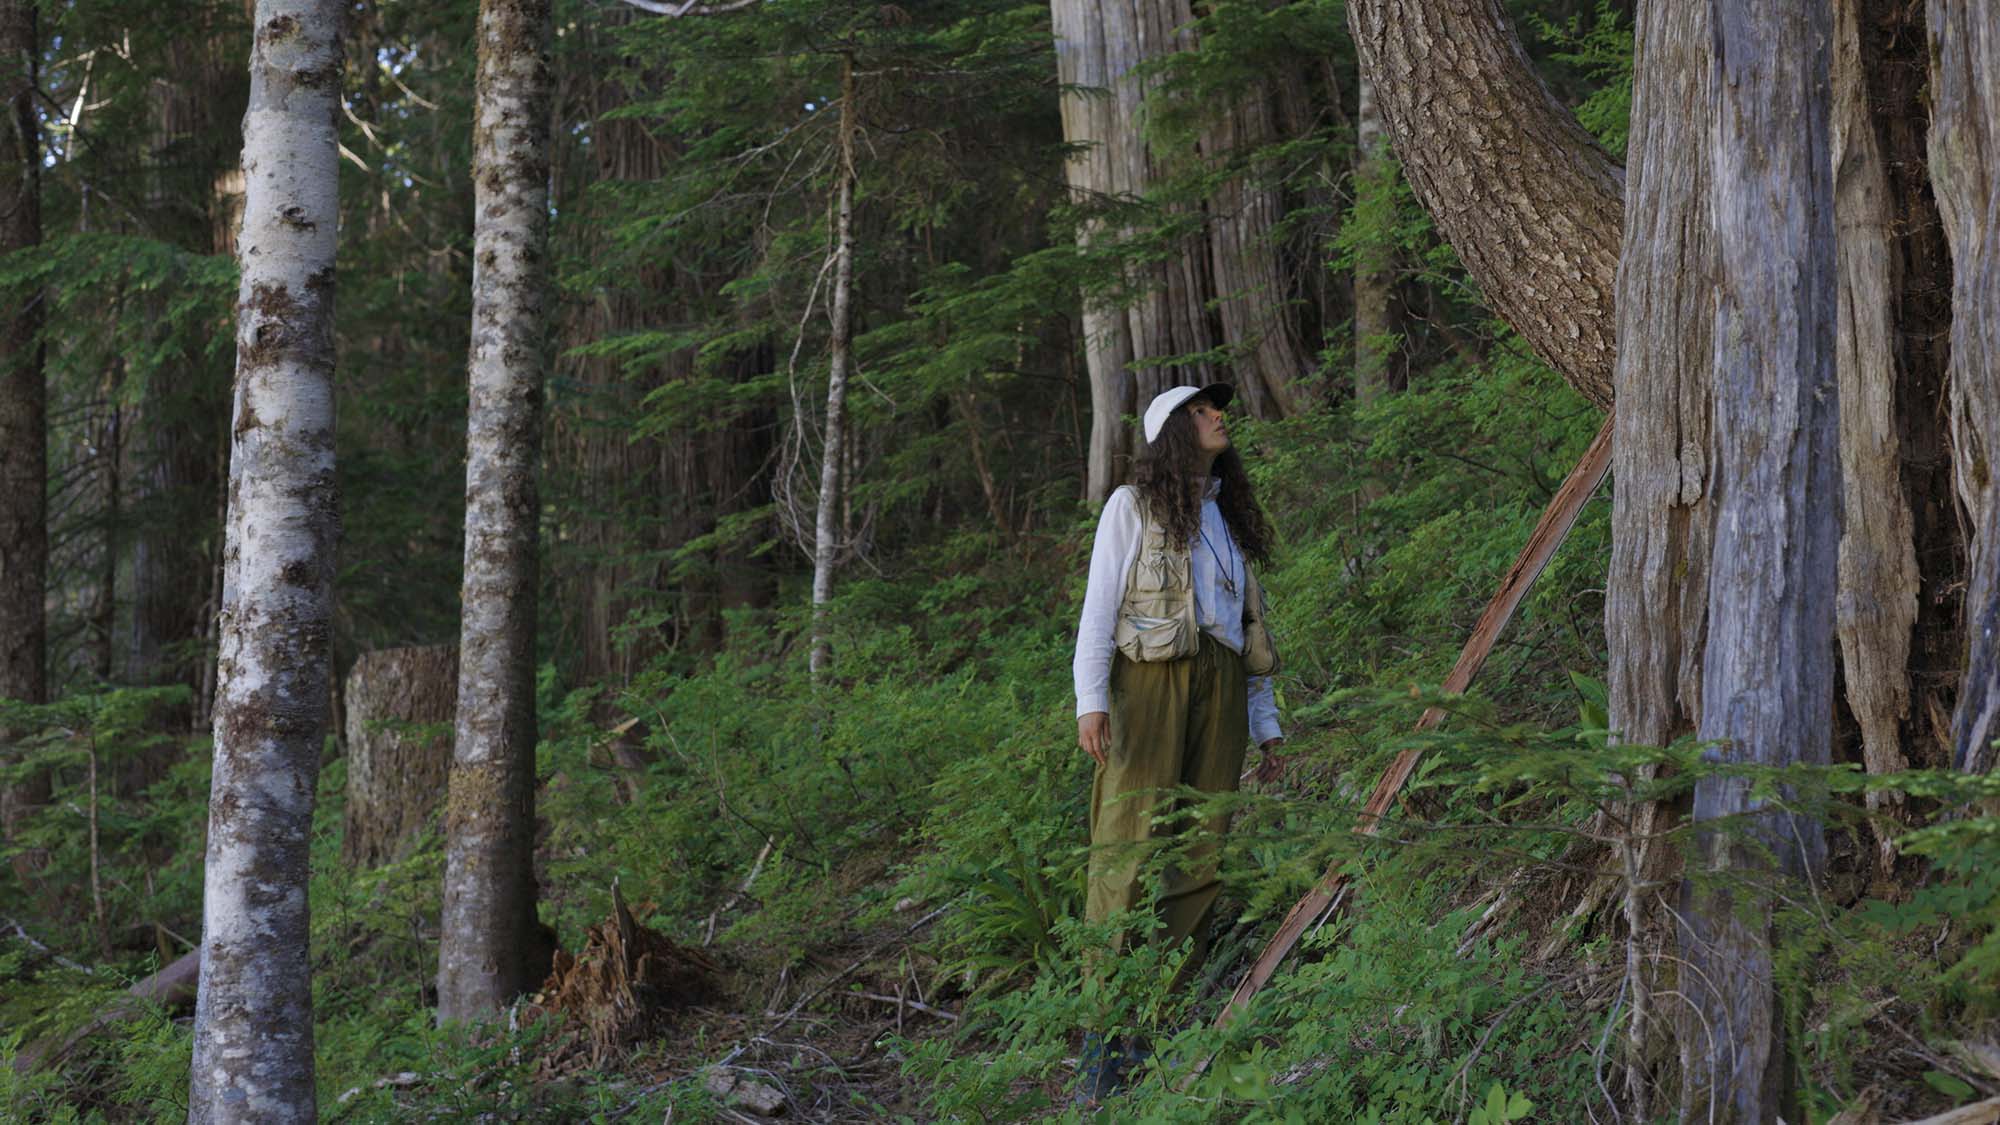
[188, 0, 344, 1119]
[437, 0, 554, 1024]
[343, 646, 457, 867]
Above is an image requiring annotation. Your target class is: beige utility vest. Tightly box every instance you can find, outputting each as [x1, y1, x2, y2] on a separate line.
[1111, 487, 1279, 676]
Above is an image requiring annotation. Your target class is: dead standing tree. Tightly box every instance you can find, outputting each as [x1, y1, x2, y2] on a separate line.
[188, 0, 344, 1120]
[438, 0, 557, 1022]
[1677, 2, 1840, 1117]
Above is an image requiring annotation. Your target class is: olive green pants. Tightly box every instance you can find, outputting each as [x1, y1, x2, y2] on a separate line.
[1086, 635, 1248, 979]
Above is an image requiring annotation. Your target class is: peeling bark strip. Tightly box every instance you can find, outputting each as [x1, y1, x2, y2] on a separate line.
[1348, 0, 1623, 409]
[437, 0, 554, 1023]
[1929, 2, 2000, 773]
[1679, 2, 1839, 1120]
[0, 0, 48, 839]
[188, 2, 343, 1121]
[1608, 0, 1715, 765]
[1832, 0, 1917, 833]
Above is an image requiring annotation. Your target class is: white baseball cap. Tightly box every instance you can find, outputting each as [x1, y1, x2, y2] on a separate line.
[1142, 382, 1235, 443]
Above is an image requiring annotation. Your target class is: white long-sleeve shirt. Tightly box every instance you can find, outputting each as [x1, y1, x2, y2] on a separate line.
[1073, 483, 1283, 745]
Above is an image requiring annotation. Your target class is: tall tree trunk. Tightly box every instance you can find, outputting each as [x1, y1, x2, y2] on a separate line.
[810, 54, 858, 681]
[1351, 71, 1396, 404]
[187, 1, 343, 1119]
[437, 0, 554, 1022]
[1678, 4, 1839, 1119]
[133, 11, 249, 718]
[1348, 0, 1622, 409]
[1204, 90, 1310, 417]
[1929, 2, 2000, 772]
[1055, 0, 1312, 501]
[0, 0, 46, 848]
[1607, 0, 1713, 783]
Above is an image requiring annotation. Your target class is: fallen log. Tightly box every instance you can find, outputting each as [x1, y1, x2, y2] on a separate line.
[11, 947, 200, 1074]
[1182, 413, 1615, 1086]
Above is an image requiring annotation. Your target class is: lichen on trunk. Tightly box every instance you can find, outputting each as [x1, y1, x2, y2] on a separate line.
[188, 2, 345, 1120]
[437, 0, 554, 1024]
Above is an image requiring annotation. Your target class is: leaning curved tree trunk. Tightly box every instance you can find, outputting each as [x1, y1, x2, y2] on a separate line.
[1347, 0, 1622, 409]
[437, 0, 554, 1023]
[188, 1, 343, 1120]
[0, 0, 46, 848]
[1930, 1, 2000, 773]
[1678, 4, 1839, 1119]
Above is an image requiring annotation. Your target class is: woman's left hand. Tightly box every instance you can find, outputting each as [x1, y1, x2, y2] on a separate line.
[1253, 738, 1287, 783]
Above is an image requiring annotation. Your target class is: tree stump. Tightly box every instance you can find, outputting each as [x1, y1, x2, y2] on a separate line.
[342, 645, 457, 866]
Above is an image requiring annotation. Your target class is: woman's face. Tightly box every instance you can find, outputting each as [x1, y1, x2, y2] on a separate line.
[1188, 399, 1230, 456]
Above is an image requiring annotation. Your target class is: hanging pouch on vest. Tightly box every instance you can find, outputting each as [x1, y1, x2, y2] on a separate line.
[1113, 488, 1199, 663]
[1241, 563, 1280, 677]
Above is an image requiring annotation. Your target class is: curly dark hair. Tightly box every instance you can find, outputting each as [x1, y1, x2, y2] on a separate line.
[1133, 397, 1274, 566]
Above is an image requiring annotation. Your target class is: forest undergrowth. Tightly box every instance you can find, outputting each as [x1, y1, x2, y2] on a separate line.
[7, 347, 2000, 1123]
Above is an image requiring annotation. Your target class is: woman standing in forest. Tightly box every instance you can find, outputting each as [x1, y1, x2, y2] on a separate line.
[1071, 382, 1286, 1100]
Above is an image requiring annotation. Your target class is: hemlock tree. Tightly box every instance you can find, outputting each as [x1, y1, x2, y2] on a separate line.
[188, 0, 344, 1120]
[437, 0, 554, 1021]
[1677, 1, 1838, 1117]
[0, 0, 45, 846]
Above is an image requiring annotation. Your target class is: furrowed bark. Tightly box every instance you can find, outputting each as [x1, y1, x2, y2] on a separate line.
[1203, 90, 1310, 418]
[1678, 3, 1839, 1119]
[0, 0, 47, 845]
[1832, 0, 1918, 840]
[1608, 0, 1713, 761]
[1929, 2, 2000, 773]
[1054, 0, 1314, 500]
[188, 1, 344, 1120]
[1348, 0, 1623, 409]
[808, 54, 858, 681]
[437, 0, 554, 1022]
[1606, 5, 1714, 1109]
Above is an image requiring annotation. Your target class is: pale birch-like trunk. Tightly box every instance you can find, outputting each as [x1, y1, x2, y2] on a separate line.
[1348, 0, 1623, 409]
[1678, 4, 1839, 1119]
[0, 0, 46, 819]
[809, 55, 858, 680]
[1351, 72, 1395, 405]
[437, 0, 553, 1022]
[1929, 2, 2000, 773]
[188, 1, 343, 1120]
